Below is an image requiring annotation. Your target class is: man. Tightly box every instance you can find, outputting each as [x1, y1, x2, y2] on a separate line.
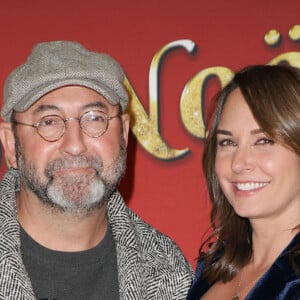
[0, 41, 193, 299]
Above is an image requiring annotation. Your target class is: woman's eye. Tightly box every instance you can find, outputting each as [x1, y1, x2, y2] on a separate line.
[255, 138, 274, 145]
[218, 139, 236, 147]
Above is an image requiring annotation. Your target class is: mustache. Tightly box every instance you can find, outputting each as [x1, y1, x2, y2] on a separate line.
[45, 156, 103, 176]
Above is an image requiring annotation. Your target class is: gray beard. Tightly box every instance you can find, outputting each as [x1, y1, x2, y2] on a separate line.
[16, 139, 126, 216]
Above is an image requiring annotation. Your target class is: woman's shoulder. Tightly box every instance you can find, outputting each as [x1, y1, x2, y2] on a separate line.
[186, 258, 210, 300]
[194, 258, 206, 280]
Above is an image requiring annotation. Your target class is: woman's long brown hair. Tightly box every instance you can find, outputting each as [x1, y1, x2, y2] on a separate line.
[201, 64, 300, 283]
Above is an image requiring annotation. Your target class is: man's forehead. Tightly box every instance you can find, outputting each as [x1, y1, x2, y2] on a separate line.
[20, 86, 117, 115]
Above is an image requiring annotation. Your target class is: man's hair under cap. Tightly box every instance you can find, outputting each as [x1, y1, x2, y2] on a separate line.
[1, 41, 128, 121]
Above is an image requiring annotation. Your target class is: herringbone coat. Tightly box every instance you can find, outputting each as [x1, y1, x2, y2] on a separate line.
[0, 169, 193, 299]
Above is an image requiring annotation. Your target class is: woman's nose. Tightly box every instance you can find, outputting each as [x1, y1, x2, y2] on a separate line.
[231, 145, 255, 173]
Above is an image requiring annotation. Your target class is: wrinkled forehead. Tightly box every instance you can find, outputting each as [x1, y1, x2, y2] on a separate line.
[14, 86, 121, 119]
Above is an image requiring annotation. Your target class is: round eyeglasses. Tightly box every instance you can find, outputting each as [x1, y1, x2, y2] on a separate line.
[13, 110, 121, 142]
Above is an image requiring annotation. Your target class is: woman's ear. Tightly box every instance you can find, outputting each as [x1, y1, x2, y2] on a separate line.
[0, 122, 17, 169]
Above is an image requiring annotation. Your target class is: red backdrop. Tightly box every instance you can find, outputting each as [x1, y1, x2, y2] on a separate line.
[0, 0, 300, 268]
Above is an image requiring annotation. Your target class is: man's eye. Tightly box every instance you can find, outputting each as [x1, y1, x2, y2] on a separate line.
[91, 115, 105, 122]
[86, 114, 106, 123]
[38, 118, 60, 127]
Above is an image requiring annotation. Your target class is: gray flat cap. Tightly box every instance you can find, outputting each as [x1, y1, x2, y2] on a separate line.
[2, 41, 128, 121]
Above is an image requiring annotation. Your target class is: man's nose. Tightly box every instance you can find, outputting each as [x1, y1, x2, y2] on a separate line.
[59, 119, 87, 156]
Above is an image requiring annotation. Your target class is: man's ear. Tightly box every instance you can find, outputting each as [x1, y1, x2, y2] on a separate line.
[121, 113, 130, 147]
[0, 122, 17, 169]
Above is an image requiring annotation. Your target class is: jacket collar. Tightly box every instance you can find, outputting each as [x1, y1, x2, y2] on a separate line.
[247, 231, 300, 299]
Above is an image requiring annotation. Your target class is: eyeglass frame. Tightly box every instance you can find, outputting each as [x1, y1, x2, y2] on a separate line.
[12, 110, 122, 142]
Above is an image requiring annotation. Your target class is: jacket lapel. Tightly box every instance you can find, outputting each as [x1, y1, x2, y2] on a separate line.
[0, 169, 35, 299]
[247, 232, 300, 299]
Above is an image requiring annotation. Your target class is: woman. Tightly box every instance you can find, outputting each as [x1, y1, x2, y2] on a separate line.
[187, 65, 300, 299]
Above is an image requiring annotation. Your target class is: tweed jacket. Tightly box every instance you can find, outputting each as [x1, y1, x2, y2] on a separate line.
[0, 169, 193, 299]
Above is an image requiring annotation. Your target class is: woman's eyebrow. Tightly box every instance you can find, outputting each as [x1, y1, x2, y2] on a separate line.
[216, 128, 263, 135]
[216, 129, 232, 135]
[250, 128, 264, 135]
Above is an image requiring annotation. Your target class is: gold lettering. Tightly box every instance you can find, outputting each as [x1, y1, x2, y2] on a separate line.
[268, 52, 300, 67]
[125, 40, 196, 160]
[124, 38, 300, 160]
[180, 67, 234, 138]
[125, 77, 189, 160]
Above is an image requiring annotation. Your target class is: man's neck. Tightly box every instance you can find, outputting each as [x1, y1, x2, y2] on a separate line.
[16, 187, 108, 252]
